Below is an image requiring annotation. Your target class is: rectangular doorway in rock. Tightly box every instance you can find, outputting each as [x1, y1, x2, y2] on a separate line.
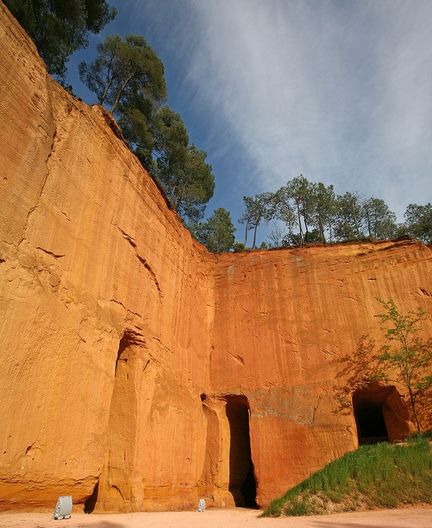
[225, 395, 257, 508]
[353, 384, 411, 445]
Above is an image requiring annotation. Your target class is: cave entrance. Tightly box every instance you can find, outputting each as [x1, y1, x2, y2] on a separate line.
[84, 481, 99, 513]
[98, 329, 145, 510]
[352, 384, 411, 445]
[353, 393, 388, 444]
[226, 395, 257, 508]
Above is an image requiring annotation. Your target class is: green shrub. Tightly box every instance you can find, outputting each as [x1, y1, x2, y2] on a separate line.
[263, 438, 432, 517]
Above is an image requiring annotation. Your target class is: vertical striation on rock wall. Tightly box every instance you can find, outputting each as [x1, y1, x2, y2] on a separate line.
[0, 0, 215, 512]
[211, 241, 432, 504]
[1, 1, 431, 512]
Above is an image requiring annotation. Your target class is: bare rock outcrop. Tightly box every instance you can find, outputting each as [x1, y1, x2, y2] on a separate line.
[0, 1, 431, 512]
[0, 1, 214, 511]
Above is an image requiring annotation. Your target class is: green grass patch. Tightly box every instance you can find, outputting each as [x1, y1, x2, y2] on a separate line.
[262, 437, 432, 517]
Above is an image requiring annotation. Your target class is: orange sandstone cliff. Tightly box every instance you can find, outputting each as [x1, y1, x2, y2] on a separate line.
[0, 2, 431, 513]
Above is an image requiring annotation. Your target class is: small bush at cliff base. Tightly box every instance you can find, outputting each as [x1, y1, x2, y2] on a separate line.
[262, 438, 432, 517]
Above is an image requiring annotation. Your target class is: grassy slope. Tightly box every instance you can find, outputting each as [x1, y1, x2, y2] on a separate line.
[263, 437, 432, 517]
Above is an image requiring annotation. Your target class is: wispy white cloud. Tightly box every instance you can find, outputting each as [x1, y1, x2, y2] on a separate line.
[370, 1, 432, 213]
[180, 0, 432, 217]
[188, 1, 341, 185]
[110, 0, 432, 222]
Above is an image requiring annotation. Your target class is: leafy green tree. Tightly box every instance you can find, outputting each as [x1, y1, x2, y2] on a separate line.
[303, 229, 322, 244]
[286, 175, 315, 245]
[5, 0, 116, 79]
[362, 198, 397, 239]
[79, 34, 166, 114]
[271, 187, 297, 242]
[152, 106, 188, 197]
[334, 192, 364, 241]
[175, 145, 215, 222]
[239, 196, 253, 246]
[81, 40, 214, 223]
[80, 34, 166, 172]
[118, 97, 155, 168]
[152, 108, 214, 221]
[194, 208, 235, 253]
[269, 179, 336, 247]
[375, 300, 432, 433]
[310, 182, 337, 243]
[240, 193, 274, 249]
[403, 203, 432, 244]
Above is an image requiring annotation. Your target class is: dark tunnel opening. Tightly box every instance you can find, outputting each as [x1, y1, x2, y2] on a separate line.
[353, 390, 389, 445]
[226, 395, 258, 508]
[84, 480, 99, 513]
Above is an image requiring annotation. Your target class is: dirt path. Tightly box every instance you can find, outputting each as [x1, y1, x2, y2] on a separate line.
[1, 507, 431, 528]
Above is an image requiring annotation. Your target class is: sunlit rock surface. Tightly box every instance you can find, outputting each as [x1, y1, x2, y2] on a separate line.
[1, 1, 431, 512]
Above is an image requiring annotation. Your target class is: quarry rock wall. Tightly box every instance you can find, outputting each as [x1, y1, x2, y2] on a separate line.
[212, 242, 432, 504]
[0, 2, 216, 512]
[0, 2, 431, 512]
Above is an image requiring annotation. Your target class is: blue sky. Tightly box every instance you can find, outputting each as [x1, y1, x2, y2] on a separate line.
[68, 0, 432, 244]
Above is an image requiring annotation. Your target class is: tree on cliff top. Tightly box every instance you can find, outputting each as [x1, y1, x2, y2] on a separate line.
[151, 107, 215, 221]
[79, 33, 166, 171]
[79, 34, 167, 114]
[333, 192, 364, 241]
[362, 198, 397, 239]
[403, 203, 432, 244]
[80, 36, 215, 224]
[5, 0, 117, 79]
[193, 208, 235, 253]
[286, 175, 316, 245]
[239, 193, 274, 248]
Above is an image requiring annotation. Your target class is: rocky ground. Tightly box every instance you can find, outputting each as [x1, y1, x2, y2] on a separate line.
[1, 507, 431, 528]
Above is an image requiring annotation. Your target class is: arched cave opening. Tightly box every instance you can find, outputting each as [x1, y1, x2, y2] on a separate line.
[352, 384, 411, 445]
[84, 481, 99, 514]
[198, 394, 218, 499]
[226, 395, 258, 508]
[98, 329, 144, 509]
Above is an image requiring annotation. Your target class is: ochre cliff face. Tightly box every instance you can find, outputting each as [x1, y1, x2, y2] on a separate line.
[211, 243, 432, 504]
[1, 2, 431, 513]
[0, 2, 215, 512]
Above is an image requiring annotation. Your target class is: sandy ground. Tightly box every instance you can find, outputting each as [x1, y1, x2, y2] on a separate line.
[0, 507, 431, 528]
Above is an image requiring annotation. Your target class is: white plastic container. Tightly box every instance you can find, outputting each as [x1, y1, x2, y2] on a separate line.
[53, 495, 72, 520]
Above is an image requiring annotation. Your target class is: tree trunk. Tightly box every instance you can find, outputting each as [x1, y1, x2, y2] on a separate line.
[319, 221, 326, 243]
[110, 73, 134, 114]
[408, 386, 422, 433]
[296, 203, 303, 246]
[100, 76, 114, 105]
[252, 224, 258, 249]
[99, 56, 116, 105]
[367, 213, 372, 238]
[303, 209, 309, 239]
